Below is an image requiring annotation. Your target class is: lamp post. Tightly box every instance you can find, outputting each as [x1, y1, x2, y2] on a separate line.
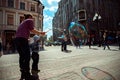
[93, 13, 101, 47]
[93, 13, 101, 32]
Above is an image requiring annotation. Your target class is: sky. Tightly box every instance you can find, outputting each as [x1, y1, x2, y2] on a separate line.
[40, 0, 60, 39]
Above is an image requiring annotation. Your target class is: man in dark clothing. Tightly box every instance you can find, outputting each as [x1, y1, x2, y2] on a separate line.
[88, 34, 93, 49]
[103, 32, 110, 50]
[61, 34, 68, 52]
[15, 14, 45, 80]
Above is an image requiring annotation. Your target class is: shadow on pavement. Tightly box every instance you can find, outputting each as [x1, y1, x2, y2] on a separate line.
[90, 48, 99, 50]
[81, 66, 116, 80]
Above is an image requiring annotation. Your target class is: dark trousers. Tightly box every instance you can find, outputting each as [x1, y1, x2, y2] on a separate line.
[31, 52, 39, 71]
[88, 41, 91, 48]
[15, 37, 30, 71]
[103, 41, 110, 50]
[61, 41, 67, 51]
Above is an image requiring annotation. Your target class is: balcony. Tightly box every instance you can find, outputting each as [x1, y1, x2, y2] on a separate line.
[0, 24, 17, 31]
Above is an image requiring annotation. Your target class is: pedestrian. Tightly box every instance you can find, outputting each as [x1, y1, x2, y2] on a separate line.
[15, 14, 45, 80]
[103, 32, 110, 50]
[61, 34, 68, 52]
[98, 32, 102, 47]
[30, 35, 40, 75]
[88, 34, 92, 49]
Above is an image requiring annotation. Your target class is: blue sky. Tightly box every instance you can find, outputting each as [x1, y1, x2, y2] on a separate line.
[40, 0, 60, 39]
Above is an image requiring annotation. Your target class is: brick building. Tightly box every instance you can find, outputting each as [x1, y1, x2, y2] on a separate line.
[53, 0, 120, 42]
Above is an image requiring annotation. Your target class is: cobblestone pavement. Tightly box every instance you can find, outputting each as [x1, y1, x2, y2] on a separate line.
[0, 45, 120, 80]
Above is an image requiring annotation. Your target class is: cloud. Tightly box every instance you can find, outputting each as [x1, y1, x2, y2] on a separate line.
[43, 14, 53, 39]
[44, 14, 53, 22]
[41, 0, 59, 12]
[40, 0, 60, 5]
[48, 0, 60, 5]
[40, 0, 60, 39]
[45, 6, 58, 12]
[43, 14, 53, 30]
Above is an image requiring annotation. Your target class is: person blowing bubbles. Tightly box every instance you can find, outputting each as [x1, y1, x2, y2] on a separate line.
[15, 14, 45, 80]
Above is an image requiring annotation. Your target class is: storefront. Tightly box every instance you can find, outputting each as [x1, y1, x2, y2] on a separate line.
[1, 30, 16, 54]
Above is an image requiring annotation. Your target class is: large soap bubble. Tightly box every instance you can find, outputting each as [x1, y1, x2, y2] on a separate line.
[68, 22, 88, 46]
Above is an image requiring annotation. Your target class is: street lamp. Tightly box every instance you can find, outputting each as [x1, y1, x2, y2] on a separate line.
[93, 13, 102, 47]
[93, 13, 101, 22]
[93, 13, 101, 33]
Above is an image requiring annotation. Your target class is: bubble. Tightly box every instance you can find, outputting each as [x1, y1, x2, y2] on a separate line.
[68, 22, 88, 46]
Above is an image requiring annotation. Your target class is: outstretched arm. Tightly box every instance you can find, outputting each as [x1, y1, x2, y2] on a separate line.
[31, 29, 46, 36]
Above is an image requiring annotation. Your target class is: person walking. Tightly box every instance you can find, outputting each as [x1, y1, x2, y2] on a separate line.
[103, 32, 110, 50]
[15, 14, 45, 80]
[61, 34, 68, 52]
[88, 34, 92, 49]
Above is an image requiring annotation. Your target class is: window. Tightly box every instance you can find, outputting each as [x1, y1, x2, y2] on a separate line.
[20, 2, 25, 10]
[78, 10, 86, 21]
[8, 0, 14, 8]
[20, 16, 24, 23]
[31, 4, 35, 11]
[7, 14, 14, 25]
[0, 12, 2, 24]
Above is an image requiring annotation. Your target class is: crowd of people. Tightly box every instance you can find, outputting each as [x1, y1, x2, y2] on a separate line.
[0, 13, 120, 80]
[87, 31, 120, 50]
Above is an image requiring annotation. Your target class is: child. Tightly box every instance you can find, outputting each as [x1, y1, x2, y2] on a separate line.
[30, 35, 40, 79]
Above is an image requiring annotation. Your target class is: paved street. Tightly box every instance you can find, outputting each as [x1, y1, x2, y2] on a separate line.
[0, 45, 120, 80]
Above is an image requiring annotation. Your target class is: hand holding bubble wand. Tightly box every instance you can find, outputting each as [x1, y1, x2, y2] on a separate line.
[45, 28, 52, 33]
[40, 28, 52, 36]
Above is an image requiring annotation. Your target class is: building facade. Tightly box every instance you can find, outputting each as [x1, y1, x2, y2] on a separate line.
[0, 0, 44, 53]
[52, 0, 120, 42]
